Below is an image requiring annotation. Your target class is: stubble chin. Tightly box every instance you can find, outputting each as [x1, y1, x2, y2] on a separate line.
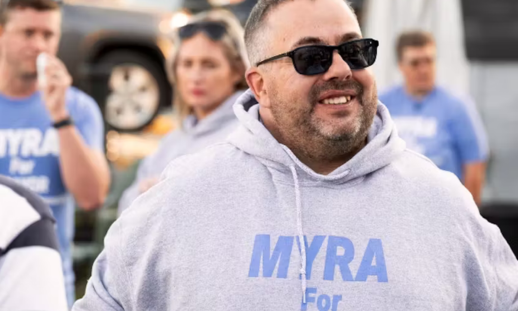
[310, 109, 364, 141]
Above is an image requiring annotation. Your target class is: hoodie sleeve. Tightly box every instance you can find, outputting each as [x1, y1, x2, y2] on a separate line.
[476, 217, 518, 310]
[460, 190, 518, 310]
[75, 173, 173, 311]
[72, 220, 127, 311]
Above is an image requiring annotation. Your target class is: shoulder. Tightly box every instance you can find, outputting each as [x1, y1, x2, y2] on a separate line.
[379, 85, 403, 98]
[390, 149, 512, 279]
[158, 127, 186, 147]
[388, 148, 478, 214]
[137, 128, 186, 172]
[65, 87, 102, 118]
[393, 148, 460, 188]
[161, 142, 252, 183]
[115, 141, 260, 247]
[378, 150, 485, 241]
[434, 86, 470, 110]
[0, 176, 55, 252]
[0, 175, 53, 220]
[437, 88, 485, 131]
[122, 142, 254, 215]
[378, 85, 403, 101]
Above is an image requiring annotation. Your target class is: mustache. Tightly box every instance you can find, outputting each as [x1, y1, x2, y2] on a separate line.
[309, 79, 364, 104]
[20, 72, 37, 81]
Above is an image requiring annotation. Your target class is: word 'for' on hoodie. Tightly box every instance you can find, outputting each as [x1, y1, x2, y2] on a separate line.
[74, 90, 518, 311]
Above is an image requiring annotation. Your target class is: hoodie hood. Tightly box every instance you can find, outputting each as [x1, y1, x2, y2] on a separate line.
[228, 89, 406, 183]
[182, 90, 244, 136]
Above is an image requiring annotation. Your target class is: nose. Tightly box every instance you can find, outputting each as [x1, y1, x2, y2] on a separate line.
[30, 34, 47, 53]
[322, 50, 352, 81]
[186, 65, 204, 85]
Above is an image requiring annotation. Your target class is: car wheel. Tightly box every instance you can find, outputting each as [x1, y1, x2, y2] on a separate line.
[93, 51, 171, 132]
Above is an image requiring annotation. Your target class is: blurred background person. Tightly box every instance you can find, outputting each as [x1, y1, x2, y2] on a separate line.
[0, 0, 110, 307]
[0, 175, 67, 311]
[362, 0, 469, 94]
[118, 9, 248, 214]
[379, 31, 488, 205]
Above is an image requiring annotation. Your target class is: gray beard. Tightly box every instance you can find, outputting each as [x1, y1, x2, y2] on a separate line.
[296, 111, 373, 162]
[269, 81, 378, 163]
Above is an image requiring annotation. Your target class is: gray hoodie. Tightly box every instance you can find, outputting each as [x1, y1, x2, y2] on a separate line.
[75, 90, 518, 311]
[118, 91, 243, 213]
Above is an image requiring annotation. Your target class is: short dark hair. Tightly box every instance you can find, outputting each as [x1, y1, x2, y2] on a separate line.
[0, 0, 60, 25]
[244, 0, 354, 66]
[396, 30, 435, 61]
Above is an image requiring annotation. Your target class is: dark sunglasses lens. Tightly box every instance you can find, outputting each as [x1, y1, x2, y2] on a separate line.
[292, 46, 332, 75]
[203, 22, 227, 40]
[179, 22, 226, 40]
[338, 39, 378, 70]
[178, 24, 198, 39]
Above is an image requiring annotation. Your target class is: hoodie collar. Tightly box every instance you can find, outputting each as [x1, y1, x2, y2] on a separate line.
[182, 90, 244, 135]
[228, 89, 406, 184]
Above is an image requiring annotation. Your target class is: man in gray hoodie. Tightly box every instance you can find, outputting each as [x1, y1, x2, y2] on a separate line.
[74, 0, 518, 310]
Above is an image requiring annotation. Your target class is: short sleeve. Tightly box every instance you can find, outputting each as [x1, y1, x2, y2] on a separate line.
[67, 88, 105, 152]
[450, 96, 489, 163]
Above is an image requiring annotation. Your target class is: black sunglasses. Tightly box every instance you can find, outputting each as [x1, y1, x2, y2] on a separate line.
[406, 57, 435, 68]
[257, 38, 379, 76]
[178, 21, 228, 41]
[1, 0, 63, 11]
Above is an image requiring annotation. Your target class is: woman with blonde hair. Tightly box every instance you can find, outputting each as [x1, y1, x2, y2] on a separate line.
[118, 9, 248, 213]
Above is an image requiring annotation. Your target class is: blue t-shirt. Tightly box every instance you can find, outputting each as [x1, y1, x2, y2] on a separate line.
[379, 85, 488, 181]
[0, 87, 104, 304]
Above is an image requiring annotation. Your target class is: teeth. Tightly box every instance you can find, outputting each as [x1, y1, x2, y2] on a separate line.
[322, 96, 352, 105]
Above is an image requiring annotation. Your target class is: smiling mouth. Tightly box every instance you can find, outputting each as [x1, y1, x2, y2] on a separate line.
[320, 95, 355, 105]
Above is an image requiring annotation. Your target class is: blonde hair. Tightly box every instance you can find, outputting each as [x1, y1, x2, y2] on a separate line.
[166, 9, 249, 123]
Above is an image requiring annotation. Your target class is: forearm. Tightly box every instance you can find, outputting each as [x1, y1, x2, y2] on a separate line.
[463, 162, 486, 207]
[57, 126, 110, 210]
[464, 180, 482, 206]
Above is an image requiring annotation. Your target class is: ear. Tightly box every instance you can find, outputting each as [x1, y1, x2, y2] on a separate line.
[246, 67, 269, 107]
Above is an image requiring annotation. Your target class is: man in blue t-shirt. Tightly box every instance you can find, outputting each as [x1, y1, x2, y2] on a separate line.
[0, 0, 111, 307]
[379, 31, 488, 205]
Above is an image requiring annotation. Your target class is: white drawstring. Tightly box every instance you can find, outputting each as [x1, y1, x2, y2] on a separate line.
[289, 165, 307, 303]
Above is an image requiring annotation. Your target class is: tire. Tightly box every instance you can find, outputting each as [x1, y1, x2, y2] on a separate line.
[91, 50, 172, 132]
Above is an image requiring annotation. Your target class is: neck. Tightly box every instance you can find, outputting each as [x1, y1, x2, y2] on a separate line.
[0, 67, 37, 98]
[291, 141, 366, 175]
[193, 107, 212, 121]
[405, 84, 433, 101]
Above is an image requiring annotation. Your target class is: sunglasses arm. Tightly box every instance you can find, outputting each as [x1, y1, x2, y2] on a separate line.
[256, 52, 290, 67]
